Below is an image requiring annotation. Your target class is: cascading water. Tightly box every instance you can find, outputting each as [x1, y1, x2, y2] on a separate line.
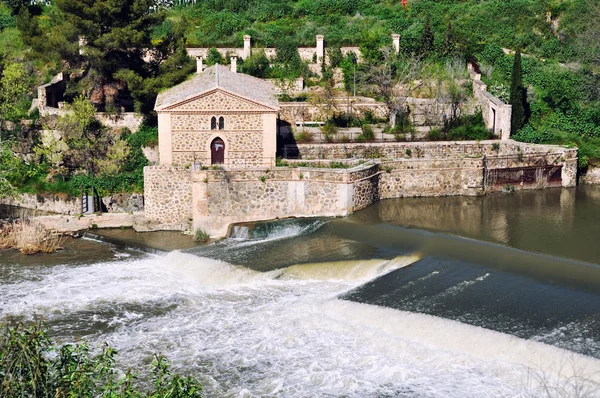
[2, 187, 600, 397]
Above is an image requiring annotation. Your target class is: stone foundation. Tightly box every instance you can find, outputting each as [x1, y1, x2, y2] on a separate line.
[143, 140, 578, 238]
[143, 166, 193, 226]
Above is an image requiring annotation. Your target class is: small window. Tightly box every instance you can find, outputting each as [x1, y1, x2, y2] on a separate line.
[211, 116, 217, 130]
[218, 116, 224, 130]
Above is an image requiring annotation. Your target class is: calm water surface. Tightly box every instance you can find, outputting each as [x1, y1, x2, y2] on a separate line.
[1, 186, 599, 397]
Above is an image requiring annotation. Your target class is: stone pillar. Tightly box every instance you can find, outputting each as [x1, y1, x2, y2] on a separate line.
[243, 35, 251, 59]
[196, 56, 203, 74]
[316, 35, 324, 63]
[231, 56, 237, 73]
[37, 86, 47, 110]
[157, 113, 172, 165]
[392, 34, 400, 53]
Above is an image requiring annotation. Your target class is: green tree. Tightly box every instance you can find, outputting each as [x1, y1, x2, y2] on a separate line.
[205, 47, 224, 66]
[0, 62, 29, 142]
[56, 96, 129, 178]
[419, 17, 434, 57]
[0, 142, 20, 198]
[510, 49, 526, 133]
[0, 320, 203, 397]
[17, 0, 193, 114]
[240, 50, 270, 78]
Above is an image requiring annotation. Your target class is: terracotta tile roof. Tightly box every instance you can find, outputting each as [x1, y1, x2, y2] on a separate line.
[155, 64, 280, 111]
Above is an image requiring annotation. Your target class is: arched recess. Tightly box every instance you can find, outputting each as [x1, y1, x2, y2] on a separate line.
[210, 136, 225, 165]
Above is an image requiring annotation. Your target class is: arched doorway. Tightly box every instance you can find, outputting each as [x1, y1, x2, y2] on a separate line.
[211, 137, 225, 165]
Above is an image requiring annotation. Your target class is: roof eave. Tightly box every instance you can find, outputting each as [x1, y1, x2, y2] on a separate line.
[156, 87, 279, 112]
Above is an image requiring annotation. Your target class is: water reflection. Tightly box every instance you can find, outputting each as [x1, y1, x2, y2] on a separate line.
[350, 186, 600, 264]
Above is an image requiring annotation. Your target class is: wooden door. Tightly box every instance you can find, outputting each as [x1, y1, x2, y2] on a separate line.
[211, 137, 225, 165]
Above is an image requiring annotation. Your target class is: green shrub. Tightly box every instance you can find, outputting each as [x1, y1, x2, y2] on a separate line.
[194, 228, 210, 243]
[294, 130, 314, 143]
[0, 320, 203, 398]
[428, 128, 443, 141]
[321, 121, 338, 142]
[358, 125, 375, 142]
[329, 161, 348, 169]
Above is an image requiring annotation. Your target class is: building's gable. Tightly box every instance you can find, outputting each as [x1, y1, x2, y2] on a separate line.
[164, 90, 276, 113]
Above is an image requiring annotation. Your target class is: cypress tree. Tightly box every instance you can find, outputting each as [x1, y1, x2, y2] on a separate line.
[419, 17, 434, 57]
[510, 49, 526, 133]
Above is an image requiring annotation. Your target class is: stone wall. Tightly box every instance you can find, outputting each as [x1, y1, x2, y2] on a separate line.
[188, 163, 382, 237]
[379, 158, 485, 198]
[470, 68, 512, 140]
[143, 140, 578, 237]
[580, 166, 600, 184]
[0, 193, 81, 215]
[293, 140, 578, 189]
[279, 97, 476, 127]
[96, 112, 144, 132]
[143, 166, 193, 226]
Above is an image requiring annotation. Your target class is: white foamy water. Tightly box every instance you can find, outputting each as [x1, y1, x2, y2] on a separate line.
[2, 251, 599, 397]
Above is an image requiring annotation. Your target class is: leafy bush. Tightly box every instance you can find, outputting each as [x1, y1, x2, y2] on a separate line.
[428, 128, 443, 141]
[294, 129, 314, 143]
[206, 47, 224, 66]
[357, 125, 375, 142]
[511, 124, 555, 144]
[194, 228, 210, 243]
[240, 50, 271, 78]
[446, 112, 491, 141]
[320, 121, 338, 142]
[0, 320, 203, 397]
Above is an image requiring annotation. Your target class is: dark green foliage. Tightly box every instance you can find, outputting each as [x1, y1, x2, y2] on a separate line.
[270, 38, 308, 79]
[444, 112, 491, 141]
[326, 46, 343, 68]
[511, 124, 554, 144]
[0, 319, 203, 397]
[240, 50, 270, 78]
[510, 49, 526, 134]
[0, 5, 16, 30]
[17, 0, 194, 114]
[206, 47, 224, 66]
[419, 17, 434, 57]
[359, 31, 386, 64]
[357, 124, 375, 142]
[339, 52, 357, 93]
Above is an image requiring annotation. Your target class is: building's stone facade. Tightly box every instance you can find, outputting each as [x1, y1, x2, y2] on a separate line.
[155, 65, 279, 168]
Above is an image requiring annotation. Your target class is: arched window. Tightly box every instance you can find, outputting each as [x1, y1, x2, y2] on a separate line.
[211, 116, 217, 130]
[218, 116, 225, 130]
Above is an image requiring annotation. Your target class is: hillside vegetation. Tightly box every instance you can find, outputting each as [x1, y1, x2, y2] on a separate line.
[0, 0, 599, 198]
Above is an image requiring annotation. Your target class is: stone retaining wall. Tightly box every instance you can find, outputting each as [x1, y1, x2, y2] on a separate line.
[189, 165, 377, 236]
[0, 193, 81, 215]
[580, 166, 600, 184]
[379, 158, 485, 199]
[143, 166, 193, 226]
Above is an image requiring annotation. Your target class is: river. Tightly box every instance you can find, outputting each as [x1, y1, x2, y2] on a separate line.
[1, 186, 600, 397]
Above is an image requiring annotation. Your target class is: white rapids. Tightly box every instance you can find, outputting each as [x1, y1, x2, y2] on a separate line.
[2, 250, 600, 397]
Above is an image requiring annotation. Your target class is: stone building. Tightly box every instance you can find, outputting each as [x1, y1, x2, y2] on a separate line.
[154, 63, 280, 168]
